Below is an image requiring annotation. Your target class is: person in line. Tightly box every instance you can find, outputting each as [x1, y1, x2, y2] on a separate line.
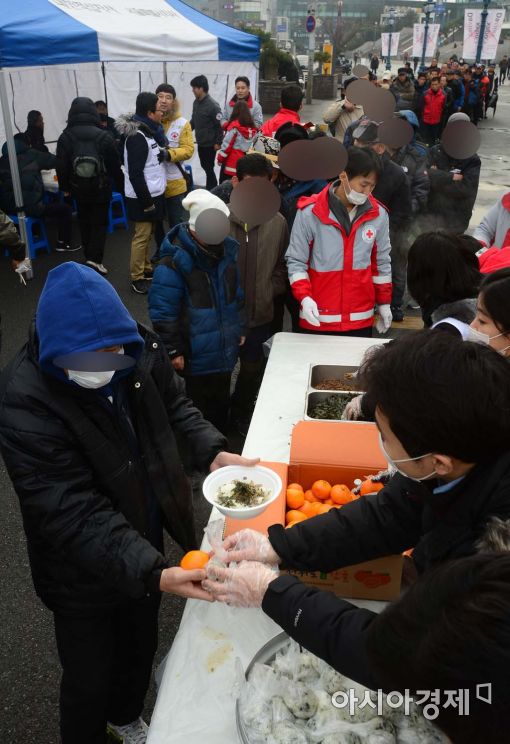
[417, 76, 446, 146]
[461, 69, 481, 124]
[370, 54, 379, 75]
[115, 92, 167, 294]
[499, 55, 508, 84]
[445, 68, 464, 113]
[189, 75, 223, 191]
[154, 83, 194, 247]
[438, 73, 455, 125]
[390, 67, 416, 110]
[0, 261, 255, 744]
[285, 146, 392, 338]
[390, 111, 429, 220]
[0, 133, 76, 252]
[470, 268, 510, 356]
[204, 331, 510, 744]
[221, 75, 263, 129]
[322, 75, 364, 142]
[422, 111, 481, 235]
[227, 154, 288, 435]
[261, 84, 303, 138]
[24, 110, 49, 153]
[94, 100, 118, 140]
[216, 100, 258, 183]
[473, 190, 510, 250]
[57, 97, 123, 274]
[148, 189, 245, 434]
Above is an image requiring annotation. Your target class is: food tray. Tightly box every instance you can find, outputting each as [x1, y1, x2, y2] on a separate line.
[236, 632, 290, 743]
[308, 364, 361, 392]
[305, 390, 359, 421]
[304, 364, 366, 423]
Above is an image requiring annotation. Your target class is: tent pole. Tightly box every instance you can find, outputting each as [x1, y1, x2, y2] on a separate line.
[101, 62, 108, 108]
[164, 61, 168, 84]
[0, 67, 29, 261]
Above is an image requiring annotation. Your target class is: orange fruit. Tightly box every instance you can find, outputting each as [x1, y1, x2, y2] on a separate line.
[180, 550, 210, 570]
[312, 479, 332, 501]
[330, 484, 354, 505]
[286, 509, 307, 525]
[308, 502, 323, 516]
[304, 489, 318, 503]
[324, 498, 334, 505]
[359, 479, 384, 496]
[287, 483, 304, 492]
[286, 520, 304, 529]
[299, 501, 315, 517]
[286, 488, 305, 510]
[316, 503, 333, 515]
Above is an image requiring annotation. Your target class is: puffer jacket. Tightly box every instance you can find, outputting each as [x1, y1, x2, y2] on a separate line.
[149, 224, 244, 375]
[286, 181, 392, 332]
[217, 120, 258, 177]
[228, 208, 288, 327]
[426, 144, 481, 234]
[390, 78, 416, 109]
[420, 87, 446, 125]
[392, 143, 429, 214]
[222, 93, 263, 129]
[0, 138, 55, 217]
[0, 262, 226, 614]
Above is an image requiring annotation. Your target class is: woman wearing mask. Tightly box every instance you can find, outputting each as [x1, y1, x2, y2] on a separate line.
[285, 146, 393, 337]
[221, 76, 263, 129]
[469, 268, 510, 356]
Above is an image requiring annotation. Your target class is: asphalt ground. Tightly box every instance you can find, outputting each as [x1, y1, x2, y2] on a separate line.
[1, 85, 510, 742]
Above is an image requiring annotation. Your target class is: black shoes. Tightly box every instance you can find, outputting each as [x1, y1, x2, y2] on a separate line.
[131, 279, 149, 294]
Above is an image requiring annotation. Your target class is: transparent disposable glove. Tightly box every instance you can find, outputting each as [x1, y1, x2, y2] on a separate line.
[301, 296, 321, 327]
[202, 560, 279, 608]
[375, 304, 392, 334]
[221, 528, 281, 565]
[342, 393, 364, 421]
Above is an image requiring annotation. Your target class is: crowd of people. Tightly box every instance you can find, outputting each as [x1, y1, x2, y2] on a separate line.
[2, 57, 510, 744]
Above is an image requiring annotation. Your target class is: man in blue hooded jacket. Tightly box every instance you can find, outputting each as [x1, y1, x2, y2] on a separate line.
[0, 262, 256, 744]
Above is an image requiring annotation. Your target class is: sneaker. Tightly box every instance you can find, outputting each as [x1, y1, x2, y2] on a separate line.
[144, 270, 154, 280]
[85, 260, 108, 275]
[131, 279, 148, 294]
[391, 306, 404, 322]
[107, 717, 148, 744]
[56, 241, 81, 252]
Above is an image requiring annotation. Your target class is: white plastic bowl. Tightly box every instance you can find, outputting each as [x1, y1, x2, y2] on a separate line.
[202, 465, 282, 520]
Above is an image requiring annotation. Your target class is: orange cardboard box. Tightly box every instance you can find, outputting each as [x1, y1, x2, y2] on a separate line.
[225, 420, 403, 602]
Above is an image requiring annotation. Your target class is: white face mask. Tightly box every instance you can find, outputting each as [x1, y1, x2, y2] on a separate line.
[467, 326, 510, 355]
[67, 347, 124, 389]
[343, 177, 369, 206]
[378, 432, 437, 482]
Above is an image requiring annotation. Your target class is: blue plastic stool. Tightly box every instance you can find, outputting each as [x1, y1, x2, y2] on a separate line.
[107, 191, 128, 233]
[8, 215, 50, 259]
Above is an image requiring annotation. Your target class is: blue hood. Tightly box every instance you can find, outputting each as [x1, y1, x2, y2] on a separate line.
[36, 262, 144, 381]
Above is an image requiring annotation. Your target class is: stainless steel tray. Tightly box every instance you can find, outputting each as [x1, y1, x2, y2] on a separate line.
[305, 390, 359, 421]
[236, 632, 290, 743]
[308, 364, 361, 392]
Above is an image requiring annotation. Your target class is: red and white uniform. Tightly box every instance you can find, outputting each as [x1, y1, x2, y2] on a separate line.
[285, 183, 392, 332]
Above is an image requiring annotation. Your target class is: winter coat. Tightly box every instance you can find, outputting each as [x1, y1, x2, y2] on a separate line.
[0, 209, 25, 261]
[190, 94, 223, 148]
[473, 192, 510, 249]
[0, 262, 226, 615]
[391, 144, 429, 214]
[286, 181, 392, 333]
[56, 97, 122, 203]
[148, 224, 244, 376]
[448, 77, 465, 110]
[262, 450, 510, 689]
[24, 125, 48, 153]
[426, 144, 481, 234]
[278, 177, 328, 230]
[429, 297, 478, 328]
[228, 208, 288, 328]
[372, 152, 412, 233]
[217, 120, 258, 177]
[115, 113, 166, 222]
[222, 93, 263, 129]
[261, 108, 301, 138]
[419, 87, 446, 125]
[161, 110, 194, 199]
[210, 180, 234, 205]
[322, 100, 364, 142]
[0, 138, 55, 217]
[462, 80, 480, 108]
[390, 78, 416, 110]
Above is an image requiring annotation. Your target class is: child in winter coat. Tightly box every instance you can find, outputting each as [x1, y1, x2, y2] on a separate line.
[216, 101, 258, 182]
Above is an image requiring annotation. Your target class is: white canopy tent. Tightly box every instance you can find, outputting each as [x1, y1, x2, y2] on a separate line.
[0, 0, 260, 258]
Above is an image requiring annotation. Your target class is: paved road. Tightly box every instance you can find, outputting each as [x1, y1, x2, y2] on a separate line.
[1, 84, 509, 742]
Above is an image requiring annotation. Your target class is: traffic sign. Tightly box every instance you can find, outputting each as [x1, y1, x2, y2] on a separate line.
[306, 15, 316, 33]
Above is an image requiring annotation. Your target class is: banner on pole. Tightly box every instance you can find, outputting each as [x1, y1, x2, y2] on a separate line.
[412, 23, 440, 59]
[381, 32, 400, 57]
[463, 8, 504, 60]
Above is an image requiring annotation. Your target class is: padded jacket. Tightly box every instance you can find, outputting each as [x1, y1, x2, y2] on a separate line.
[0, 138, 55, 217]
[0, 323, 226, 614]
[149, 224, 244, 375]
[426, 144, 481, 234]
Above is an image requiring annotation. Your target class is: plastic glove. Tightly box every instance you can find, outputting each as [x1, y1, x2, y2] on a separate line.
[220, 528, 281, 565]
[202, 560, 279, 607]
[342, 393, 364, 421]
[375, 304, 392, 334]
[301, 296, 321, 327]
[14, 257, 33, 284]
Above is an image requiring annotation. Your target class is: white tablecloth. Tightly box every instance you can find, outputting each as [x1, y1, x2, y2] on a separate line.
[147, 332, 387, 744]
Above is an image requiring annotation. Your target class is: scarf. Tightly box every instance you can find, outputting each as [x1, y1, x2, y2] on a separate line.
[133, 113, 168, 147]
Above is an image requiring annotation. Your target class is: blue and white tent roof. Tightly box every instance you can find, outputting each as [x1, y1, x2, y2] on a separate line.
[0, 0, 260, 68]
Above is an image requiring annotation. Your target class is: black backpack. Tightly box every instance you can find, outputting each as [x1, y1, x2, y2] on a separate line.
[67, 131, 109, 194]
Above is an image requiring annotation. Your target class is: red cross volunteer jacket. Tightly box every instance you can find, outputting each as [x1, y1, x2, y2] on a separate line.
[285, 182, 392, 332]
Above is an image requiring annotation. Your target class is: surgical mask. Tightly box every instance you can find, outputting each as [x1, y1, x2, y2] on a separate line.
[67, 347, 124, 389]
[378, 432, 437, 482]
[466, 326, 510, 355]
[343, 178, 369, 206]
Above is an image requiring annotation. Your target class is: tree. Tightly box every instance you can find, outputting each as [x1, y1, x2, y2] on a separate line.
[314, 50, 332, 74]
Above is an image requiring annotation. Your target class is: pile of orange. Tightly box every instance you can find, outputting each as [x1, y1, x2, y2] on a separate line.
[285, 478, 384, 528]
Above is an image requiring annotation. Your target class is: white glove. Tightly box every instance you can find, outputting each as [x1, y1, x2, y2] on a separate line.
[342, 393, 364, 421]
[220, 528, 281, 565]
[375, 304, 392, 334]
[202, 560, 279, 607]
[301, 296, 321, 327]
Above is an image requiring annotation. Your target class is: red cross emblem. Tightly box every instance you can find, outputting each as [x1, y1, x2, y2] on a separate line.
[362, 225, 376, 243]
[366, 229, 374, 239]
